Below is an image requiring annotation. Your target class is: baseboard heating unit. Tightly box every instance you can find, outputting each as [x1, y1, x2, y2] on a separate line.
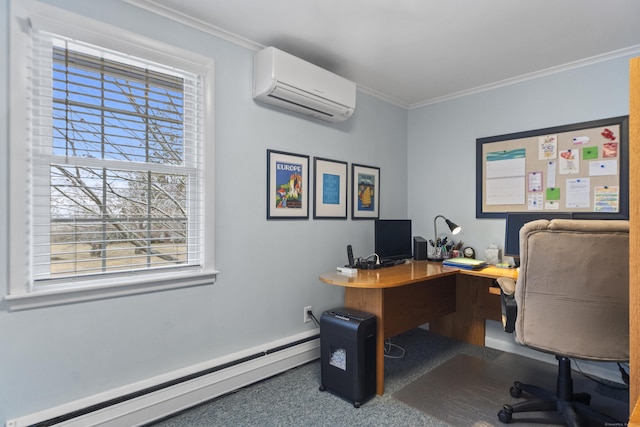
[6, 331, 320, 427]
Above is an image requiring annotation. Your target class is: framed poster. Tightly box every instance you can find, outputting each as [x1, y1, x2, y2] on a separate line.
[267, 149, 309, 219]
[476, 116, 629, 219]
[313, 157, 348, 219]
[351, 163, 380, 219]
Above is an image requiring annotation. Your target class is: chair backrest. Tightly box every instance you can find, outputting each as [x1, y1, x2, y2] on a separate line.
[515, 219, 629, 361]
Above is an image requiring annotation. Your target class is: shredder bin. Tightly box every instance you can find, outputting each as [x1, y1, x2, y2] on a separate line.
[319, 307, 376, 407]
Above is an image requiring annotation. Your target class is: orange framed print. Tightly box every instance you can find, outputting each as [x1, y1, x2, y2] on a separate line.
[351, 163, 380, 220]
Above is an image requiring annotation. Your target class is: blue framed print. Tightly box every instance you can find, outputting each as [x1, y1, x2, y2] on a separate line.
[313, 157, 347, 219]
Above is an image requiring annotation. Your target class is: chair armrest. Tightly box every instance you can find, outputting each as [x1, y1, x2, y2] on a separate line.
[496, 277, 516, 296]
[496, 277, 517, 333]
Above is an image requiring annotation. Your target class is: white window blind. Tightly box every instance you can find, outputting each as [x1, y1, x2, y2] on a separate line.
[29, 30, 205, 289]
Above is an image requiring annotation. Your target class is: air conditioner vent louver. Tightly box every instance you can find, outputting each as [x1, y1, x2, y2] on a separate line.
[253, 47, 356, 123]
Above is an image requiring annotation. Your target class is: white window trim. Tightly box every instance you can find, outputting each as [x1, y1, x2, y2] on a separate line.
[7, 0, 217, 310]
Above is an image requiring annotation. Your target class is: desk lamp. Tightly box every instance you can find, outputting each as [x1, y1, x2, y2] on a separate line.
[433, 215, 462, 259]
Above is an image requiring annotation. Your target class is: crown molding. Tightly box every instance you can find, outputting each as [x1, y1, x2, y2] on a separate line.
[123, 0, 411, 109]
[356, 85, 410, 109]
[124, 1, 640, 111]
[409, 44, 640, 110]
[123, 0, 264, 52]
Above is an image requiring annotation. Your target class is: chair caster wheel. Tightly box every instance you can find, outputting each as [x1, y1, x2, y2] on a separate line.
[510, 382, 523, 398]
[319, 385, 326, 392]
[498, 404, 513, 423]
[353, 401, 361, 408]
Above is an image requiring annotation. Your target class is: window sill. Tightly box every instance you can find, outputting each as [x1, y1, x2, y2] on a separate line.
[4, 270, 219, 311]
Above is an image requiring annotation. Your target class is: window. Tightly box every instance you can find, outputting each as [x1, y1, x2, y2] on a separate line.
[7, 3, 215, 308]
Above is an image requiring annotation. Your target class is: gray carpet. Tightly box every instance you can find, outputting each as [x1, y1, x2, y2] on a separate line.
[394, 352, 629, 426]
[148, 329, 628, 427]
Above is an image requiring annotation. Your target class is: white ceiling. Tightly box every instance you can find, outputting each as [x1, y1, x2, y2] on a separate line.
[129, 0, 640, 108]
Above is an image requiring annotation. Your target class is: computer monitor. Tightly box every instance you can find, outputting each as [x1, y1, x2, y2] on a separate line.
[504, 212, 573, 265]
[374, 219, 412, 261]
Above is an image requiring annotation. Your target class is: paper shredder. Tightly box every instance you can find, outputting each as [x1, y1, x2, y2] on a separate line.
[319, 307, 376, 408]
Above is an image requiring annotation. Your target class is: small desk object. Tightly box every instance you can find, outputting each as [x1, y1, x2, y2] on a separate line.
[319, 260, 518, 395]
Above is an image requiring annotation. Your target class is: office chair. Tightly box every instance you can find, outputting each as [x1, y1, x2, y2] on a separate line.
[495, 219, 629, 426]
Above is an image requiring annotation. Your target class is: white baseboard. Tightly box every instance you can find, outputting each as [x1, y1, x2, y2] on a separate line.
[6, 330, 320, 427]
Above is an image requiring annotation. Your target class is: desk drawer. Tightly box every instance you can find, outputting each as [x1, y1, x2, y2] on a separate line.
[382, 276, 456, 338]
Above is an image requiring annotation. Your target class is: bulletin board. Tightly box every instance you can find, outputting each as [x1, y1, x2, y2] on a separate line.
[476, 116, 629, 219]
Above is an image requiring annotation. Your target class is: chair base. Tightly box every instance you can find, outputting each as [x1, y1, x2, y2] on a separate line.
[497, 356, 623, 426]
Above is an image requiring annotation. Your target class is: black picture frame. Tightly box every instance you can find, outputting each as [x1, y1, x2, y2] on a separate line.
[351, 163, 380, 220]
[266, 149, 310, 219]
[313, 157, 348, 219]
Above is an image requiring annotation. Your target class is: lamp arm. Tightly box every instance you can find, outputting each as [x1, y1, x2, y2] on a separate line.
[433, 214, 446, 244]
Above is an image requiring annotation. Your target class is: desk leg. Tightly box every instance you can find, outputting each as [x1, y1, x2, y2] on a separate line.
[344, 287, 385, 395]
[430, 274, 500, 346]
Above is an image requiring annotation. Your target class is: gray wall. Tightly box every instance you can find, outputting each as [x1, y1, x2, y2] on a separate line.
[407, 53, 633, 361]
[0, 0, 634, 422]
[408, 57, 632, 252]
[0, 0, 408, 421]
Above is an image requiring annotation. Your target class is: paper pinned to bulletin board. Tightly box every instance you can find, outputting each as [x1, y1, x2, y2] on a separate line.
[475, 116, 629, 219]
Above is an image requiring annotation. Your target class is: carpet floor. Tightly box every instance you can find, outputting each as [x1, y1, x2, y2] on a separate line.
[148, 329, 628, 427]
[394, 352, 629, 426]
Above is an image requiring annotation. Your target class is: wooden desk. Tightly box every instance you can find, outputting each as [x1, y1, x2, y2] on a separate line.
[319, 260, 518, 395]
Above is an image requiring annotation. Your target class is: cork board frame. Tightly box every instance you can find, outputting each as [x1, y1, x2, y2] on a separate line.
[476, 116, 629, 219]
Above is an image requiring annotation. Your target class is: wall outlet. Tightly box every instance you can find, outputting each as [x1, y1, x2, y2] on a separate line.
[303, 306, 312, 323]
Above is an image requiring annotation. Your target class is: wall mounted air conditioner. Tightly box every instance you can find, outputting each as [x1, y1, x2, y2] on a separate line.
[253, 47, 356, 123]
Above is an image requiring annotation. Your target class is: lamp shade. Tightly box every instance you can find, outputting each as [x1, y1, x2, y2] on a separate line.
[445, 219, 462, 235]
[433, 215, 463, 240]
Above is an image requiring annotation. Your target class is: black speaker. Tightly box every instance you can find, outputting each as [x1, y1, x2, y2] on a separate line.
[413, 236, 427, 261]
